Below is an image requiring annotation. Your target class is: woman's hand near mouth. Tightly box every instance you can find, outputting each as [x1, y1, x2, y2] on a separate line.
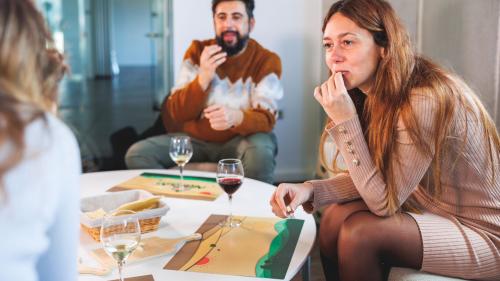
[314, 71, 357, 124]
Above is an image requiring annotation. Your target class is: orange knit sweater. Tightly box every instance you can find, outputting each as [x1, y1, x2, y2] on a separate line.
[162, 39, 282, 143]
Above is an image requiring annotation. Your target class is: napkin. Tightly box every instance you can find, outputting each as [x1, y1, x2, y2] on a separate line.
[93, 234, 202, 268]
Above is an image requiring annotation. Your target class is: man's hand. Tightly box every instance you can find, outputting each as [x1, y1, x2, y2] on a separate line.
[203, 105, 243, 131]
[313, 72, 356, 124]
[269, 182, 314, 218]
[198, 45, 227, 90]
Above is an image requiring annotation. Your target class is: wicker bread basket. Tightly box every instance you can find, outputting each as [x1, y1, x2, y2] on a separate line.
[80, 190, 169, 241]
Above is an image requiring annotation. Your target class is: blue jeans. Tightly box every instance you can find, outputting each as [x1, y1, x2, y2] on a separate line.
[125, 133, 278, 184]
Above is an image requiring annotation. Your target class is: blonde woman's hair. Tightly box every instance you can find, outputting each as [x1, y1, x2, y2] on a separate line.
[0, 0, 65, 193]
[320, 0, 500, 215]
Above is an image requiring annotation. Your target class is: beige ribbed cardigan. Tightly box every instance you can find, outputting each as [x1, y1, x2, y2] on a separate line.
[308, 92, 500, 280]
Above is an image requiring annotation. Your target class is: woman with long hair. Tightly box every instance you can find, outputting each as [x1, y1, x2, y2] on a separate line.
[270, 0, 499, 280]
[0, 0, 80, 280]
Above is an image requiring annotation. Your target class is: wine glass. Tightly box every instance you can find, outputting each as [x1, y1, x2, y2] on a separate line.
[216, 159, 244, 227]
[100, 210, 141, 281]
[169, 135, 193, 192]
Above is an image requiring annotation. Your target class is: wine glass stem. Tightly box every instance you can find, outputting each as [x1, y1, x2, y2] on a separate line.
[179, 165, 184, 191]
[228, 194, 233, 225]
[118, 260, 125, 281]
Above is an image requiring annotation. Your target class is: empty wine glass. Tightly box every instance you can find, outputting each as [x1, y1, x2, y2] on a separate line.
[216, 159, 244, 227]
[169, 135, 193, 192]
[100, 210, 141, 281]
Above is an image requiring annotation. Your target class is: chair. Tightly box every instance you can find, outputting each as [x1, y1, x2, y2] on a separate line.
[388, 267, 467, 281]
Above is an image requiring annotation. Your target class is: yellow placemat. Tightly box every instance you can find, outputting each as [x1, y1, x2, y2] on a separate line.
[164, 215, 305, 279]
[109, 275, 154, 281]
[108, 172, 222, 201]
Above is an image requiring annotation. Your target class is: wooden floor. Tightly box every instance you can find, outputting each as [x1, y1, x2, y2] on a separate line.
[59, 67, 160, 171]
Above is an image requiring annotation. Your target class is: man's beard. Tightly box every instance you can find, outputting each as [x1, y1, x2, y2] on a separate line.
[216, 31, 250, 57]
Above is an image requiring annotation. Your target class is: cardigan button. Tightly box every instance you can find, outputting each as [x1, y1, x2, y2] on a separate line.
[352, 159, 360, 166]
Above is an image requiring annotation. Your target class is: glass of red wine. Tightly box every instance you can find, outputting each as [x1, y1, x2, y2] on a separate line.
[216, 158, 244, 228]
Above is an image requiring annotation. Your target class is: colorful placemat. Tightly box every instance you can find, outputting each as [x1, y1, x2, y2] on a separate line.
[109, 275, 154, 281]
[164, 214, 304, 279]
[107, 172, 223, 201]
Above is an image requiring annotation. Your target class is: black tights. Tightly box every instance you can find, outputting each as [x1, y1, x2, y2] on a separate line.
[319, 200, 423, 281]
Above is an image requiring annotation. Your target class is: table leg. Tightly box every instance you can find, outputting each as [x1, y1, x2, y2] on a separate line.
[301, 255, 311, 281]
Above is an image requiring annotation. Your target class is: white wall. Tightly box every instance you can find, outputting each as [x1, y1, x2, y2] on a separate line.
[253, 0, 324, 181]
[172, 0, 324, 181]
[420, 0, 500, 124]
[112, 0, 153, 66]
[172, 0, 213, 73]
[387, 0, 419, 45]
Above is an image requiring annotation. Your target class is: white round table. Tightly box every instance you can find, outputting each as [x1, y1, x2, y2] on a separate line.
[78, 169, 317, 281]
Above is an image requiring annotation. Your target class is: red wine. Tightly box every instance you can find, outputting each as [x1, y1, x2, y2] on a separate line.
[218, 178, 242, 195]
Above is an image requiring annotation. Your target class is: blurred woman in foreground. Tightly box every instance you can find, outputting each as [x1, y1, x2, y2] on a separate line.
[0, 0, 80, 280]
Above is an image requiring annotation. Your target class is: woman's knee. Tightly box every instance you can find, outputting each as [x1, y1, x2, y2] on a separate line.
[338, 212, 423, 271]
[319, 201, 368, 258]
[338, 212, 381, 256]
[319, 205, 343, 258]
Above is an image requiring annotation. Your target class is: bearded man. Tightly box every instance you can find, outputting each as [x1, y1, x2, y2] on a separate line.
[125, 0, 283, 184]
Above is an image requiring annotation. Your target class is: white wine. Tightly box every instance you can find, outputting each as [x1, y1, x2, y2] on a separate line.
[169, 153, 192, 166]
[104, 239, 139, 263]
[168, 136, 193, 192]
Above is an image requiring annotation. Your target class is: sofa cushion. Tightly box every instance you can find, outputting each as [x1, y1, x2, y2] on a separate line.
[389, 267, 468, 281]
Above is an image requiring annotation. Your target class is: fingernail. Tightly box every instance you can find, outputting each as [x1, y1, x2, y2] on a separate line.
[286, 205, 295, 219]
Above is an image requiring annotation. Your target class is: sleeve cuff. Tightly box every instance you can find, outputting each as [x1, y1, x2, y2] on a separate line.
[306, 174, 360, 211]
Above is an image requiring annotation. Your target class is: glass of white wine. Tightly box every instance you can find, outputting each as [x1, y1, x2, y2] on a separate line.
[100, 210, 141, 281]
[169, 135, 193, 192]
